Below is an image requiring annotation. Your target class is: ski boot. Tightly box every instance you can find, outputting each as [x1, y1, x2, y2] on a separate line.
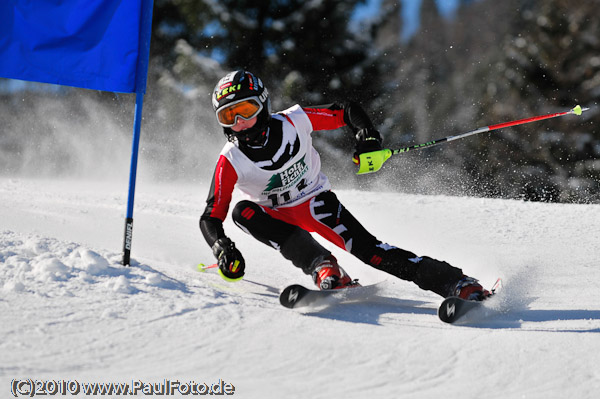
[312, 255, 359, 290]
[451, 276, 491, 301]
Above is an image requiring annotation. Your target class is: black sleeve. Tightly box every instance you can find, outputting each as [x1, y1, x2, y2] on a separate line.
[199, 216, 226, 248]
[311, 102, 375, 133]
[199, 154, 236, 248]
[342, 101, 376, 132]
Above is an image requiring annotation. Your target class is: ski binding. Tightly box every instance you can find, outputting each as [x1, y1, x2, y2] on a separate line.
[438, 278, 502, 324]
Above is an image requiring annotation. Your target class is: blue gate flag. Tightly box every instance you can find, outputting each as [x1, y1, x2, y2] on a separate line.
[0, 0, 155, 265]
[0, 0, 145, 93]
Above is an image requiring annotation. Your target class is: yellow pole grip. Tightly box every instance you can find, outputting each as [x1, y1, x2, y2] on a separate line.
[355, 149, 393, 175]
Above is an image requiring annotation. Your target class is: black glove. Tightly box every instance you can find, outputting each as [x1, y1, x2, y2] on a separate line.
[353, 127, 383, 163]
[212, 237, 245, 281]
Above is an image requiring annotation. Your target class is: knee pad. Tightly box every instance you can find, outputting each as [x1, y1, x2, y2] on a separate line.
[232, 200, 262, 228]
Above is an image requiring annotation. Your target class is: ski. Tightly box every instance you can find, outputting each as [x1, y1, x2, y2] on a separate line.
[438, 296, 485, 323]
[279, 283, 381, 309]
[438, 278, 502, 324]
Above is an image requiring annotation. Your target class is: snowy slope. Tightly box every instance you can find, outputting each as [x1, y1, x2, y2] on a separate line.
[1, 177, 600, 399]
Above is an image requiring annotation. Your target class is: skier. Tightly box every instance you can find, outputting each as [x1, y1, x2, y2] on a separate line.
[200, 70, 490, 300]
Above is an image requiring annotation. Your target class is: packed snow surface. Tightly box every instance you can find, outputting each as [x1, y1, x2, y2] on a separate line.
[1, 177, 599, 398]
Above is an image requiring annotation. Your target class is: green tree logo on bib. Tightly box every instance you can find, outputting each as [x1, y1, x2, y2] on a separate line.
[264, 156, 308, 193]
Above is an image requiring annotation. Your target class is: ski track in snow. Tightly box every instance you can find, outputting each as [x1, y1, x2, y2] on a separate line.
[1, 177, 599, 398]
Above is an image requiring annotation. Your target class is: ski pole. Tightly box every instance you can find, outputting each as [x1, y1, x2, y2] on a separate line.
[197, 263, 218, 272]
[355, 105, 589, 175]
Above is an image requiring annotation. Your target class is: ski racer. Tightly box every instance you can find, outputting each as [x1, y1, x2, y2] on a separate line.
[200, 70, 490, 300]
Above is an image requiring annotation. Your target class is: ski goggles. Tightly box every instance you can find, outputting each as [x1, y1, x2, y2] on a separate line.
[216, 97, 263, 128]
